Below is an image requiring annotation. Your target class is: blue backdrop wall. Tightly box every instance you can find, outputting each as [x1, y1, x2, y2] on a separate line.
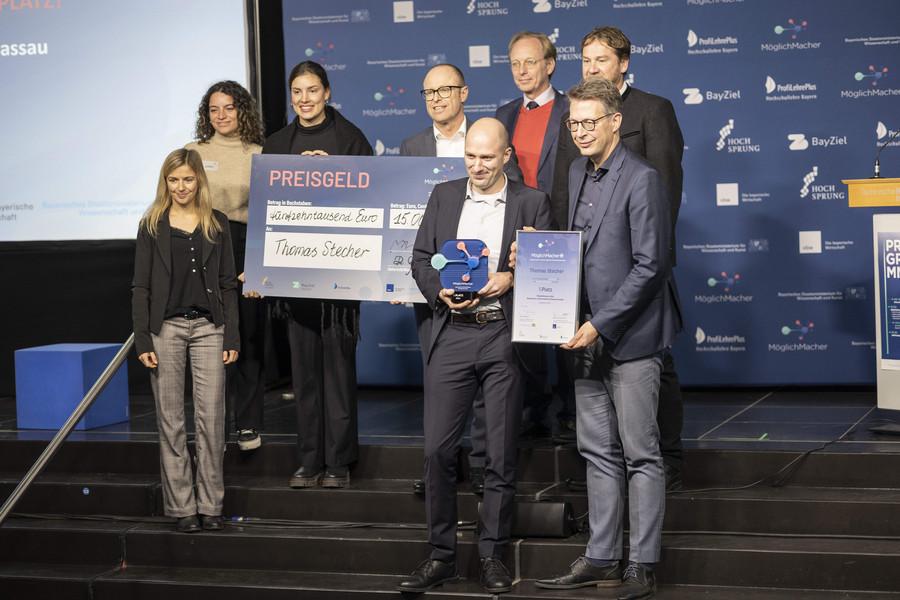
[281, 0, 900, 386]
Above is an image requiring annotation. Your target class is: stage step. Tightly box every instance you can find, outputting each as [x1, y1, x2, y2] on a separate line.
[0, 563, 117, 600]
[6, 473, 900, 537]
[5, 438, 900, 488]
[87, 567, 900, 600]
[4, 518, 900, 593]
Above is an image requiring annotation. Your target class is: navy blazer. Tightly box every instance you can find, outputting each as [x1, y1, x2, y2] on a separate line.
[411, 177, 552, 362]
[569, 144, 681, 361]
[132, 209, 240, 356]
[495, 89, 569, 195]
[399, 116, 524, 182]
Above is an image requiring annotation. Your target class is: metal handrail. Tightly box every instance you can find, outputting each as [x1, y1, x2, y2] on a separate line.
[0, 334, 135, 526]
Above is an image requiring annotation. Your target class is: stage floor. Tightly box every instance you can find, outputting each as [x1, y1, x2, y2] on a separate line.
[2, 386, 899, 453]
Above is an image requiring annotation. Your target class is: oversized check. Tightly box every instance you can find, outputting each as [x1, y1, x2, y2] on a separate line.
[243, 154, 464, 302]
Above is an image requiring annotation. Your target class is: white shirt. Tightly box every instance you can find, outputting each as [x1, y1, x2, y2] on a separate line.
[522, 85, 556, 108]
[433, 118, 466, 157]
[456, 175, 508, 311]
[619, 81, 629, 96]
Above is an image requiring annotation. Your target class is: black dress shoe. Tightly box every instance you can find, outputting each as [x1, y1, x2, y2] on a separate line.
[617, 562, 656, 600]
[469, 466, 484, 496]
[413, 479, 425, 495]
[176, 515, 201, 533]
[396, 559, 458, 592]
[289, 466, 323, 488]
[481, 557, 512, 593]
[535, 555, 622, 589]
[200, 515, 223, 531]
[321, 465, 350, 488]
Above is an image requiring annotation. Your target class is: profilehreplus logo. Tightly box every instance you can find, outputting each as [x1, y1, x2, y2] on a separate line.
[877, 121, 900, 148]
[687, 29, 739, 55]
[764, 75, 817, 101]
[694, 326, 747, 352]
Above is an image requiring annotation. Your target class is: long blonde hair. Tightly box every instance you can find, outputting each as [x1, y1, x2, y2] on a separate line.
[141, 148, 221, 242]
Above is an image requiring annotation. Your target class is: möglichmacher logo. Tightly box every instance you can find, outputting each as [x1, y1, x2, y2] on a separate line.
[762, 17, 820, 52]
[695, 272, 752, 304]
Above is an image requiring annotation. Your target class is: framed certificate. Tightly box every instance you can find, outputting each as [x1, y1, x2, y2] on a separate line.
[512, 230, 583, 344]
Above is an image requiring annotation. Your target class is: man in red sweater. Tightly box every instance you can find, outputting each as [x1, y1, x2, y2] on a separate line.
[496, 31, 572, 441]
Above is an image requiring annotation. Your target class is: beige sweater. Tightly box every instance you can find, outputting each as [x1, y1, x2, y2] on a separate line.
[186, 133, 262, 224]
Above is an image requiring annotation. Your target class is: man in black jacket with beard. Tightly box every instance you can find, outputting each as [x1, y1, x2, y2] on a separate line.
[550, 26, 686, 491]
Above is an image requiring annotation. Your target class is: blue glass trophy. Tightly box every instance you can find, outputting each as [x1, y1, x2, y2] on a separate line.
[431, 239, 490, 302]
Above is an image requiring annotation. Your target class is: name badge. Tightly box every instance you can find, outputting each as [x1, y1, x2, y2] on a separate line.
[203, 160, 219, 172]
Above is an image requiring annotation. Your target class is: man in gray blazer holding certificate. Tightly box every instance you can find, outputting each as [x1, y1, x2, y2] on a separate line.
[535, 78, 681, 600]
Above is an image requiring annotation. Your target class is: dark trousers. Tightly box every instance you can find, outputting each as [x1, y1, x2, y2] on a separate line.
[228, 294, 267, 431]
[287, 304, 359, 470]
[658, 350, 683, 473]
[226, 221, 266, 432]
[424, 319, 522, 561]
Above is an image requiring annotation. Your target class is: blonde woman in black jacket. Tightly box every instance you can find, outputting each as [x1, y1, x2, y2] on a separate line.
[132, 148, 240, 533]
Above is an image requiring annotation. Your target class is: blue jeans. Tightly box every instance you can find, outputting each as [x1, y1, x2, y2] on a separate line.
[573, 345, 664, 564]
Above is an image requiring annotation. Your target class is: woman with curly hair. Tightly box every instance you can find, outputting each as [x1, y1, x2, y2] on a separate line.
[132, 148, 240, 533]
[186, 81, 266, 452]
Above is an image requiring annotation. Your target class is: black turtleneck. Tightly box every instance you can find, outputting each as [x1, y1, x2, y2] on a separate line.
[289, 108, 340, 156]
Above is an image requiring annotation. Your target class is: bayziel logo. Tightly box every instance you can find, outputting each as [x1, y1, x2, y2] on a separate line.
[683, 86, 741, 105]
[788, 133, 809, 150]
[532, 0, 552, 12]
[682, 87, 703, 105]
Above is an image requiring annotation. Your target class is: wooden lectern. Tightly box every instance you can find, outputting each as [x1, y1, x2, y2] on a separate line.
[843, 178, 900, 207]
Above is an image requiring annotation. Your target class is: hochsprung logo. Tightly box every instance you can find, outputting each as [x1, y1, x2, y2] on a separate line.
[716, 119, 759, 153]
[800, 166, 818, 198]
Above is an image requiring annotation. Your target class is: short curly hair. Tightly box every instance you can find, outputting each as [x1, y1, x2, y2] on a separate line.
[194, 80, 265, 146]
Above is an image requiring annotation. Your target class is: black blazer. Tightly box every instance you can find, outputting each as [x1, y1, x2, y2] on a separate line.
[550, 86, 684, 261]
[399, 116, 525, 182]
[495, 89, 569, 194]
[411, 177, 553, 362]
[132, 209, 240, 356]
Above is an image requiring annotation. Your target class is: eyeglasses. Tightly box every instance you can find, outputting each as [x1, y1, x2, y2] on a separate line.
[420, 85, 464, 100]
[565, 114, 614, 132]
[510, 58, 542, 71]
